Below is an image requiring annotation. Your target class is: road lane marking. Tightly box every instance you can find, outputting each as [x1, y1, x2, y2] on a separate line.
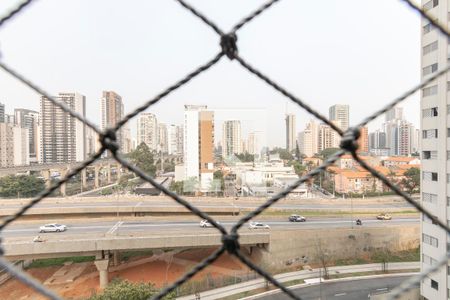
[376, 288, 388, 291]
[334, 293, 346, 297]
[107, 221, 123, 234]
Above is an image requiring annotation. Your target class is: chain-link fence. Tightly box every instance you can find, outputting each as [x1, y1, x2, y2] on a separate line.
[0, 0, 448, 299]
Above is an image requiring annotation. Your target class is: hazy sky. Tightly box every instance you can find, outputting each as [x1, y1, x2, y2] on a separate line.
[0, 0, 422, 147]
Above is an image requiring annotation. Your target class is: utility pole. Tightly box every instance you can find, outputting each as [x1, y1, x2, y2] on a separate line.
[351, 194, 354, 229]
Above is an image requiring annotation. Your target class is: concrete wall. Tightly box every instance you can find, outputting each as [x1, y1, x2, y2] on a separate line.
[249, 225, 419, 270]
[4, 232, 269, 260]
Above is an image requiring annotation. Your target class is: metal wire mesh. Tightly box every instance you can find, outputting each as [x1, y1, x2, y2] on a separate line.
[0, 0, 447, 299]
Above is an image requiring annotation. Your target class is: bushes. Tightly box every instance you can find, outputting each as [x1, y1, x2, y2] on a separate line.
[88, 279, 175, 300]
[0, 175, 45, 198]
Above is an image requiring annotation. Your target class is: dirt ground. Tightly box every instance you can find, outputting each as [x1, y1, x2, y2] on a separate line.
[0, 248, 250, 300]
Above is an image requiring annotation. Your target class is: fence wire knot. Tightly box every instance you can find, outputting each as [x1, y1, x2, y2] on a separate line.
[339, 127, 360, 153]
[100, 129, 119, 154]
[222, 233, 240, 254]
[220, 33, 238, 59]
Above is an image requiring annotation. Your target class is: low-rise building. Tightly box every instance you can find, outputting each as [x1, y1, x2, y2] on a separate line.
[381, 156, 420, 167]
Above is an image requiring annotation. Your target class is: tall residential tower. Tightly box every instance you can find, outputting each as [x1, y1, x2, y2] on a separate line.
[420, 0, 447, 298]
[40, 93, 86, 163]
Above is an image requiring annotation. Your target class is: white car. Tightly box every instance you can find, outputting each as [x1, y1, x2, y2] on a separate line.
[200, 220, 221, 228]
[248, 222, 270, 229]
[39, 223, 67, 233]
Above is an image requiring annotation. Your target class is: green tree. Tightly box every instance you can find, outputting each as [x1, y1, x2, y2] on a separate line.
[270, 147, 293, 160]
[183, 177, 199, 195]
[235, 152, 254, 162]
[319, 148, 340, 160]
[401, 167, 420, 195]
[169, 180, 184, 195]
[88, 279, 174, 300]
[128, 142, 157, 176]
[289, 161, 306, 177]
[0, 175, 45, 198]
[295, 143, 301, 162]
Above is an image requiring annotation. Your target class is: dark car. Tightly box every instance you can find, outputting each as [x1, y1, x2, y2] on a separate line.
[289, 215, 306, 222]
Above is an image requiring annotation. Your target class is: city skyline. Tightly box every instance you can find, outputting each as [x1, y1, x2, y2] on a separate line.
[0, 0, 421, 147]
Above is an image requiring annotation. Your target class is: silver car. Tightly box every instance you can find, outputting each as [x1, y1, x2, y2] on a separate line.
[39, 223, 67, 233]
[248, 222, 270, 229]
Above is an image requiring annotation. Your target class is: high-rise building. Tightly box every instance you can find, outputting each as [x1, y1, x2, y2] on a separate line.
[14, 109, 39, 163]
[369, 130, 386, 150]
[420, 2, 447, 298]
[85, 126, 100, 157]
[222, 120, 242, 158]
[385, 107, 403, 122]
[247, 131, 263, 157]
[0, 102, 4, 123]
[0, 123, 29, 167]
[329, 104, 349, 131]
[158, 123, 168, 153]
[318, 123, 340, 153]
[167, 124, 184, 156]
[5, 114, 15, 124]
[136, 113, 158, 151]
[357, 126, 369, 153]
[285, 114, 296, 152]
[298, 120, 318, 157]
[199, 111, 214, 190]
[101, 91, 124, 153]
[40, 93, 86, 163]
[122, 123, 132, 154]
[184, 105, 214, 191]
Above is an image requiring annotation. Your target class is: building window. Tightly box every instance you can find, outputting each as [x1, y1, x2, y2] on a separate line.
[423, 107, 438, 117]
[423, 233, 439, 247]
[423, 63, 438, 76]
[424, 0, 439, 11]
[423, 41, 438, 55]
[431, 279, 439, 290]
[423, 129, 438, 139]
[423, 85, 438, 97]
[423, 23, 433, 34]
[423, 192, 438, 204]
[423, 172, 438, 181]
[423, 254, 438, 265]
[423, 151, 437, 159]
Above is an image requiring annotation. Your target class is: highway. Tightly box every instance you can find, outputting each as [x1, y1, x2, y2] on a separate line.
[0, 200, 414, 210]
[259, 276, 414, 300]
[0, 217, 418, 239]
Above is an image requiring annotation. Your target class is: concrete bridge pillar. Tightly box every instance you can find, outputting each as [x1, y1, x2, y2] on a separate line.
[94, 166, 100, 189]
[60, 168, 69, 197]
[42, 169, 51, 189]
[81, 169, 87, 189]
[113, 250, 120, 266]
[107, 164, 112, 184]
[94, 259, 110, 289]
[116, 165, 123, 183]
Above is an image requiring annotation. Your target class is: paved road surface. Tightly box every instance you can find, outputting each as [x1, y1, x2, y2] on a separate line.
[0, 217, 418, 238]
[0, 200, 414, 210]
[259, 276, 415, 300]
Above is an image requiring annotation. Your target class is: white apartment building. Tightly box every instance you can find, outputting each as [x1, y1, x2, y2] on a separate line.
[158, 123, 168, 153]
[285, 114, 296, 152]
[183, 105, 214, 192]
[136, 112, 158, 151]
[0, 123, 29, 167]
[40, 93, 86, 163]
[298, 120, 318, 157]
[247, 131, 263, 157]
[222, 120, 242, 158]
[420, 0, 449, 298]
[318, 123, 340, 153]
[14, 108, 39, 163]
[329, 104, 349, 131]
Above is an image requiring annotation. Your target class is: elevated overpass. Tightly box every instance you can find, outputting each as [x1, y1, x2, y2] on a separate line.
[3, 232, 269, 288]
